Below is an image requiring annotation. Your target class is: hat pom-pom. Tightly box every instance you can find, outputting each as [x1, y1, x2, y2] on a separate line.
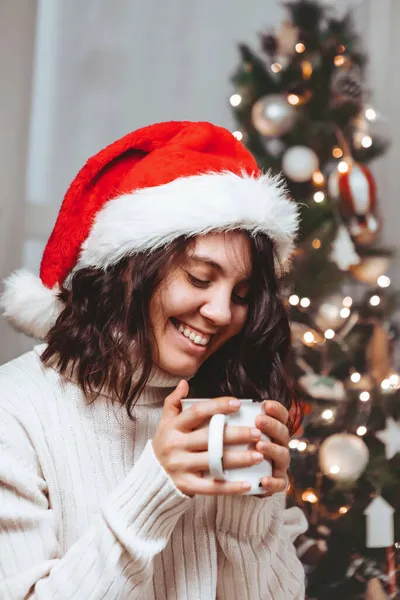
[0, 269, 63, 339]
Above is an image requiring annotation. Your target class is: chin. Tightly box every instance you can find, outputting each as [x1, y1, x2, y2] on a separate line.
[160, 361, 199, 378]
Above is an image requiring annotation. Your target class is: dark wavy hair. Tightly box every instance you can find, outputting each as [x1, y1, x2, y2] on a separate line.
[42, 232, 301, 433]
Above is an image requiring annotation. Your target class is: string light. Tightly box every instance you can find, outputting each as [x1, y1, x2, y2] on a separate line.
[350, 372, 361, 383]
[312, 238, 322, 249]
[343, 296, 353, 308]
[340, 307, 350, 318]
[295, 43, 306, 53]
[229, 94, 242, 107]
[288, 94, 300, 105]
[365, 107, 377, 122]
[300, 297, 311, 308]
[389, 373, 400, 388]
[312, 170, 325, 185]
[322, 409, 334, 420]
[329, 465, 340, 475]
[232, 131, 243, 141]
[334, 55, 346, 67]
[369, 295, 381, 306]
[357, 426, 367, 436]
[377, 275, 391, 288]
[381, 379, 391, 391]
[302, 60, 313, 79]
[359, 391, 370, 402]
[381, 374, 400, 392]
[361, 135, 373, 148]
[332, 147, 344, 158]
[289, 294, 300, 306]
[304, 331, 315, 344]
[297, 441, 308, 452]
[324, 329, 335, 339]
[289, 439, 299, 449]
[339, 506, 349, 514]
[337, 45, 346, 53]
[338, 160, 350, 173]
[271, 63, 283, 73]
[302, 489, 319, 504]
[313, 191, 325, 203]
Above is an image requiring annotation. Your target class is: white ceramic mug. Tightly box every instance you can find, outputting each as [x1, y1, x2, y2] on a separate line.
[181, 399, 272, 495]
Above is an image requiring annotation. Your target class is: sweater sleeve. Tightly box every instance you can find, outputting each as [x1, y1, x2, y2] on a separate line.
[215, 492, 307, 600]
[0, 408, 192, 600]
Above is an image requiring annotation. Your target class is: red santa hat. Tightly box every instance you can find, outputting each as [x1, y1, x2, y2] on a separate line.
[1, 120, 299, 339]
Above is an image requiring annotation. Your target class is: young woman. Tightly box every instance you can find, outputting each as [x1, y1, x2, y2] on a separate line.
[0, 121, 307, 599]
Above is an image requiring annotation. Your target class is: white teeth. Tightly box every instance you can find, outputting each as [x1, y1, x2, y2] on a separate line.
[174, 320, 210, 346]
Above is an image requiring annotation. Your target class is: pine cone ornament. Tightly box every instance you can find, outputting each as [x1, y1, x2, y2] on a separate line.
[331, 67, 364, 106]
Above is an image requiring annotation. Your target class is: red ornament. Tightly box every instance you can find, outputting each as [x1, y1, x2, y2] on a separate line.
[328, 162, 379, 241]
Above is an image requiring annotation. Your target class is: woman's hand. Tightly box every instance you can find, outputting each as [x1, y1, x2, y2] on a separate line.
[254, 401, 290, 496]
[152, 381, 265, 497]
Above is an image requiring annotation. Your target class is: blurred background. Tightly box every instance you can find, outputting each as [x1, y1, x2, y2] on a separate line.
[1, 1, 400, 597]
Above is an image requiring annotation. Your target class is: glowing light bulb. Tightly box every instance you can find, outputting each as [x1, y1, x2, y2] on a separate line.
[381, 379, 391, 391]
[230, 94, 242, 107]
[288, 94, 300, 105]
[329, 465, 340, 474]
[232, 131, 243, 141]
[350, 372, 361, 383]
[343, 296, 353, 308]
[324, 329, 335, 339]
[297, 441, 308, 452]
[302, 489, 318, 504]
[313, 191, 325, 203]
[361, 135, 373, 148]
[369, 295, 381, 306]
[332, 147, 343, 158]
[359, 391, 370, 402]
[340, 307, 350, 318]
[289, 439, 299, 449]
[300, 297, 311, 308]
[338, 160, 349, 173]
[289, 294, 300, 306]
[322, 409, 334, 420]
[312, 170, 325, 185]
[339, 506, 349, 514]
[377, 275, 391, 288]
[312, 239, 321, 249]
[365, 107, 377, 122]
[389, 373, 400, 387]
[334, 55, 346, 67]
[357, 426, 367, 436]
[303, 331, 315, 344]
[271, 63, 283, 73]
[295, 43, 305, 53]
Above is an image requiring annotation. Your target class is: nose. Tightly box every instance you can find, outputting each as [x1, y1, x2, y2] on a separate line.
[199, 291, 232, 327]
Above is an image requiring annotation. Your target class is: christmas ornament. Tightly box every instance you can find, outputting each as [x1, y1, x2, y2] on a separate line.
[329, 225, 360, 271]
[319, 433, 369, 481]
[350, 254, 390, 284]
[299, 373, 346, 401]
[364, 496, 394, 548]
[331, 66, 364, 107]
[314, 293, 348, 331]
[375, 418, 400, 460]
[264, 136, 286, 158]
[282, 146, 319, 182]
[328, 162, 379, 242]
[366, 323, 392, 383]
[252, 94, 297, 137]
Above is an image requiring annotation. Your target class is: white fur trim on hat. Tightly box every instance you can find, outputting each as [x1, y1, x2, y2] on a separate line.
[78, 171, 299, 273]
[0, 270, 62, 339]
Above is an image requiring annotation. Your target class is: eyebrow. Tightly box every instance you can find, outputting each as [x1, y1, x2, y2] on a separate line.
[190, 254, 251, 282]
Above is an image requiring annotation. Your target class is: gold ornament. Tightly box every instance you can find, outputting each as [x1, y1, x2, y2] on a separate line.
[252, 94, 297, 137]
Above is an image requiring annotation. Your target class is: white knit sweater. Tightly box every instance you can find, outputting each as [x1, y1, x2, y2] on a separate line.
[0, 345, 307, 599]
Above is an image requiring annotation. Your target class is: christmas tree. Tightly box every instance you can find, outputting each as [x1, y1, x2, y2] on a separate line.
[230, 2, 400, 598]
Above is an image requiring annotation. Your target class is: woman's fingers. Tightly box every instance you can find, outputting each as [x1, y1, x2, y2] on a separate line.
[263, 400, 289, 425]
[176, 397, 241, 431]
[259, 476, 288, 495]
[174, 449, 264, 472]
[184, 424, 262, 451]
[178, 473, 251, 497]
[255, 414, 289, 446]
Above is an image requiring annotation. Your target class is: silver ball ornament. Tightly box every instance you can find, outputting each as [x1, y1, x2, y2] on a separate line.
[282, 146, 319, 182]
[252, 94, 297, 137]
[319, 433, 369, 481]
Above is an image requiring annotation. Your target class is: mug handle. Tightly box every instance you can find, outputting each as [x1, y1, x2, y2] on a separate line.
[208, 413, 227, 480]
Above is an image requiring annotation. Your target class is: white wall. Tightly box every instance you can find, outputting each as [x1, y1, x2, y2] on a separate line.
[0, 0, 398, 365]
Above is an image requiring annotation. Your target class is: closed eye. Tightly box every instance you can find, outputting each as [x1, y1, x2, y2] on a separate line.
[187, 273, 210, 288]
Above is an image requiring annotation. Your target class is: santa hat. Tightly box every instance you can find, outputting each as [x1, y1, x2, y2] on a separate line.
[1, 120, 299, 339]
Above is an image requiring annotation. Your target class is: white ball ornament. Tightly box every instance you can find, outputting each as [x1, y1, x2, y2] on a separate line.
[252, 94, 297, 137]
[319, 433, 369, 482]
[282, 146, 319, 182]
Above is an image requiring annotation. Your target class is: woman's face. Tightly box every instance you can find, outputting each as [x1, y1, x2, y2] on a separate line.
[150, 231, 252, 377]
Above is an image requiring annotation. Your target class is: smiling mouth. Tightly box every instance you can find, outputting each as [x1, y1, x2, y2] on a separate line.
[170, 318, 212, 347]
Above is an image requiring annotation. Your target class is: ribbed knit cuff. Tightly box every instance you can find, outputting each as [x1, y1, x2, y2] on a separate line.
[102, 440, 192, 542]
[216, 493, 280, 536]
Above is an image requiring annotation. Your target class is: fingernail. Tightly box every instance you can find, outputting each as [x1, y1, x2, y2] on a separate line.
[258, 441, 269, 451]
[229, 399, 241, 407]
[253, 452, 264, 462]
[251, 428, 261, 438]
